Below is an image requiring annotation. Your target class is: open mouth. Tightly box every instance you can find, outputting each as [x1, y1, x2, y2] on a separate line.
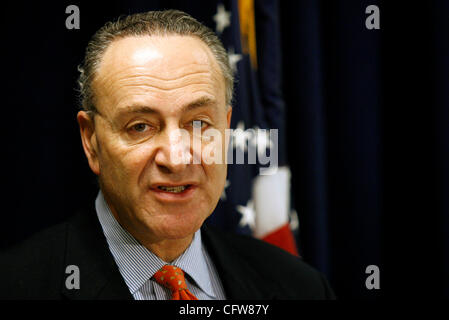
[157, 185, 192, 193]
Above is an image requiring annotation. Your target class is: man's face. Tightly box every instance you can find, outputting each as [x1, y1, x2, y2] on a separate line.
[78, 35, 232, 243]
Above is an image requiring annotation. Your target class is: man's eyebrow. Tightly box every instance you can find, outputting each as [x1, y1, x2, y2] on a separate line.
[116, 97, 217, 118]
[184, 96, 217, 112]
[116, 105, 158, 117]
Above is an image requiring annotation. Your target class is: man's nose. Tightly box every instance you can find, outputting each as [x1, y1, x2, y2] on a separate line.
[154, 126, 192, 173]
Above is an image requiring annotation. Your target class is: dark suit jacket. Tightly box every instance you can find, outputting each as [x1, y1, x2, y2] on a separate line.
[0, 205, 335, 300]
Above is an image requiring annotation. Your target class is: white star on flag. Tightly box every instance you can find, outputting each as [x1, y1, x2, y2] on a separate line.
[227, 47, 242, 74]
[213, 3, 231, 34]
[237, 199, 256, 230]
[220, 180, 230, 200]
[289, 209, 299, 231]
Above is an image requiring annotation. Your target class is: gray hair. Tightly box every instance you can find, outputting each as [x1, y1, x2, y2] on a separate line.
[77, 10, 233, 114]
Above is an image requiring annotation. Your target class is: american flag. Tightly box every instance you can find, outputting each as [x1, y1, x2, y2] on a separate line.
[190, 0, 299, 256]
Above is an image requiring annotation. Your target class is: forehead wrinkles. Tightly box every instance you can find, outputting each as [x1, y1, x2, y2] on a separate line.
[100, 66, 216, 94]
[95, 69, 222, 117]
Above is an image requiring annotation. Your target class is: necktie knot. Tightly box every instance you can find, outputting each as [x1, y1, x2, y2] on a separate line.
[153, 265, 198, 300]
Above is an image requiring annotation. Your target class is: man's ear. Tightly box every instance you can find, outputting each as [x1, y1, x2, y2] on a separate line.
[223, 106, 233, 164]
[226, 106, 232, 129]
[77, 111, 100, 175]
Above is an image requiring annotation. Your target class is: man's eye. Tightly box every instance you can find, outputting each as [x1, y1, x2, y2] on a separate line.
[131, 123, 149, 132]
[192, 120, 208, 129]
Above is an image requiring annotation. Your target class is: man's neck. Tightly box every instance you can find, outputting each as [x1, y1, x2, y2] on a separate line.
[138, 235, 194, 263]
[109, 208, 194, 263]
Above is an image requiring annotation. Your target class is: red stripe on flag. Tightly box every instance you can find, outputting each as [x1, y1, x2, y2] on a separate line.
[261, 223, 299, 256]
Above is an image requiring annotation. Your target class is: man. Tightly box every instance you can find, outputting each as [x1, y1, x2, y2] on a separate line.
[0, 10, 335, 300]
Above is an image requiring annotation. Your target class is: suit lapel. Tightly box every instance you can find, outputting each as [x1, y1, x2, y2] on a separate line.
[60, 208, 280, 300]
[201, 225, 280, 300]
[60, 207, 133, 300]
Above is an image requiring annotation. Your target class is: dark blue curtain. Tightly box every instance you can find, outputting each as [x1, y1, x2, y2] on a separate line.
[433, 0, 449, 299]
[1, 0, 447, 299]
[280, 0, 448, 298]
[281, 0, 383, 299]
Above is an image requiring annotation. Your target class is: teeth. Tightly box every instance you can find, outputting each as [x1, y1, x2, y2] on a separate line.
[158, 185, 188, 193]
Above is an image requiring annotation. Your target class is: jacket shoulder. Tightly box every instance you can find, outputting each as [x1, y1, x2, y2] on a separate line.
[203, 225, 336, 299]
[0, 219, 69, 299]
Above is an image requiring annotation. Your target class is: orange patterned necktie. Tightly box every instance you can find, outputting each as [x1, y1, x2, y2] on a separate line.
[153, 265, 198, 300]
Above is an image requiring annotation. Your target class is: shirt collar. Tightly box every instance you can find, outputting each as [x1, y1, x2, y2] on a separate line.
[95, 191, 216, 297]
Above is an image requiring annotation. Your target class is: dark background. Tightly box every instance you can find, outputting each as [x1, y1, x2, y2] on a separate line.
[0, 0, 447, 299]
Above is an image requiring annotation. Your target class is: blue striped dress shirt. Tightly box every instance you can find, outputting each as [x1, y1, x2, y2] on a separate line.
[95, 191, 227, 300]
